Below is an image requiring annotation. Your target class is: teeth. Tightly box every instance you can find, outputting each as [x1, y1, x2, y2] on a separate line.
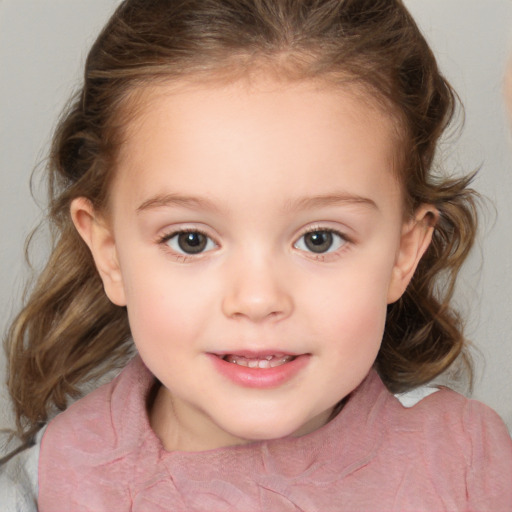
[223, 354, 294, 368]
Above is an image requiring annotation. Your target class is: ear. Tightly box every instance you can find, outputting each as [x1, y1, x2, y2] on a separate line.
[70, 197, 127, 306]
[387, 205, 437, 304]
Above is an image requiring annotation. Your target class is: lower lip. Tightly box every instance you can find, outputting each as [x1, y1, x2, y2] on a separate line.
[208, 354, 310, 389]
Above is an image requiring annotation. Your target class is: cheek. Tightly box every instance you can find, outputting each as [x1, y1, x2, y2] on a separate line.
[120, 256, 219, 355]
[328, 294, 387, 353]
[307, 256, 393, 354]
[120, 262, 185, 339]
[320, 294, 386, 394]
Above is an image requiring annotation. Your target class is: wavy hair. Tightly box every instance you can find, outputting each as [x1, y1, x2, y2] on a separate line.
[4, 0, 478, 442]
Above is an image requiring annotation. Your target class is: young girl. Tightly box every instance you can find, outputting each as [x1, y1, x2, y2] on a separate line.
[2, 0, 512, 510]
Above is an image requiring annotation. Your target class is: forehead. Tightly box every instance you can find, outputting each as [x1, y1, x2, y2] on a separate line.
[121, 74, 401, 149]
[112, 77, 403, 214]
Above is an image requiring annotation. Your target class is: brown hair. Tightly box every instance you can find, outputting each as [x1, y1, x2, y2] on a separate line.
[5, 0, 478, 443]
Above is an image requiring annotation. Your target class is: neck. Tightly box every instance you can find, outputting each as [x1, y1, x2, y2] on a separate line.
[149, 383, 335, 452]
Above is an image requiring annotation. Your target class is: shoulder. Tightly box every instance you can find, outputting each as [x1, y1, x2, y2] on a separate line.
[397, 384, 511, 437]
[388, 385, 512, 506]
[39, 356, 155, 485]
[42, 356, 152, 457]
[391, 384, 512, 455]
[0, 428, 44, 512]
[37, 357, 159, 510]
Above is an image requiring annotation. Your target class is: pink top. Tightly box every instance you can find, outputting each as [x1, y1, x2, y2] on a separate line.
[38, 356, 512, 511]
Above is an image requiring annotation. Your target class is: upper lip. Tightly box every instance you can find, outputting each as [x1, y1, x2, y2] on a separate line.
[209, 350, 301, 358]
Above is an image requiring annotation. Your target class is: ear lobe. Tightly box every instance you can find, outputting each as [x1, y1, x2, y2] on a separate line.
[70, 197, 127, 306]
[387, 205, 437, 304]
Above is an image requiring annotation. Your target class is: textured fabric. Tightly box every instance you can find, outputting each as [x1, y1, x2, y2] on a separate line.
[38, 356, 512, 511]
[0, 385, 434, 512]
[0, 428, 44, 512]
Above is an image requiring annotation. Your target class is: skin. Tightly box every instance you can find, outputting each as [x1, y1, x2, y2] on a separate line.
[72, 77, 434, 452]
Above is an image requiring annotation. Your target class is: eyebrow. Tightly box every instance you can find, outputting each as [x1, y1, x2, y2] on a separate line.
[136, 192, 378, 215]
[136, 194, 221, 214]
[283, 193, 378, 212]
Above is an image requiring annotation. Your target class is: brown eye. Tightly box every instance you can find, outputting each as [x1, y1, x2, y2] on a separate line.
[304, 231, 333, 253]
[294, 230, 346, 254]
[166, 231, 215, 255]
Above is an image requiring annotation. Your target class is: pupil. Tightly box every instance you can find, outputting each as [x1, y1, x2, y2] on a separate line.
[178, 232, 207, 254]
[305, 231, 333, 253]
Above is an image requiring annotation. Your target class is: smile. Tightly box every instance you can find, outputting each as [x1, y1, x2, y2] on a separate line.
[208, 352, 310, 389]
[222, 354, 296, 368]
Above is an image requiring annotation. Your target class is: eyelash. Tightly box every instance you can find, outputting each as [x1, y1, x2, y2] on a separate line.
[157, 228, 217, 261]
[294, 227, 350, 260]
[156, 226, 351, 261]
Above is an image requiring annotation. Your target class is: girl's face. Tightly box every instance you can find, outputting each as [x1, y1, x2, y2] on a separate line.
[74, 78, 432, 451]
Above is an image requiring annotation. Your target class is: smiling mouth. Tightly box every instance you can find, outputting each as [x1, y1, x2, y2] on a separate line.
[210, 352, 309, 388]
[222, 354, 296, 369]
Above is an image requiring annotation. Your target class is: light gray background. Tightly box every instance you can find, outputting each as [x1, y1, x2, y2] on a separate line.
[1, 0, 512, 438]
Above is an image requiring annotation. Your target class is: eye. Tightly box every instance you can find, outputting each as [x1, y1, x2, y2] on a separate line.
[164, 231, 216, 255]
[294, 229, 346, 254]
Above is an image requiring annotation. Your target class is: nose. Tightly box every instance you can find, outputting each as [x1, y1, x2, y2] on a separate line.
[221, 252, 294, 323]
